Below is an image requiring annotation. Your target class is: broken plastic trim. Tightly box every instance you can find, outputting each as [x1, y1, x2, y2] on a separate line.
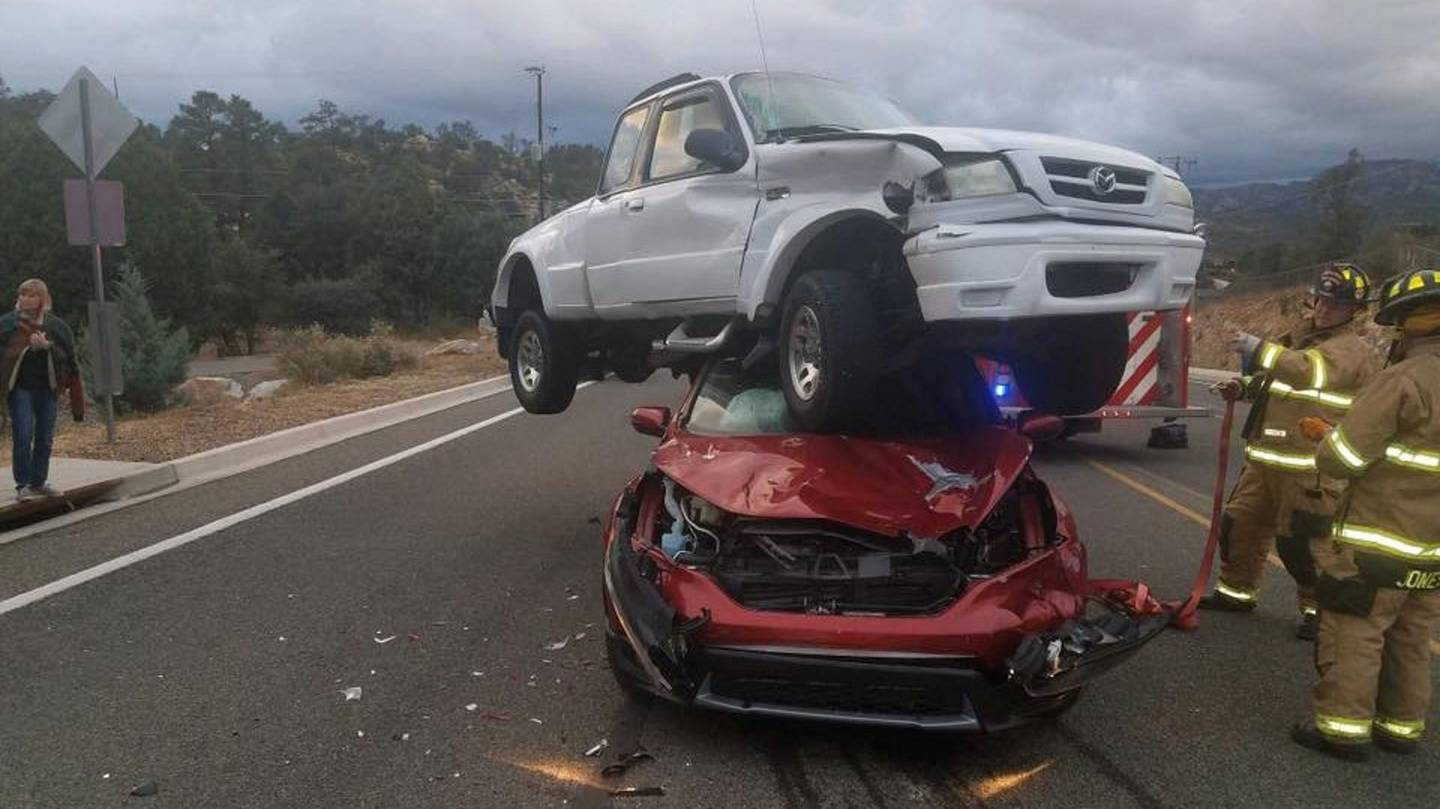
[603, 526, 680, 695]
[1006, 582, 1172, 699]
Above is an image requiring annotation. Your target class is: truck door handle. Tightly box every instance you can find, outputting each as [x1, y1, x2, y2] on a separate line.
[625, 198, 645, 212]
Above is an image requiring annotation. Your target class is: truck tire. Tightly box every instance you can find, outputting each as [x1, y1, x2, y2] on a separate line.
[1012, 314, 1128, 415]
[779, 270, 883, 431]
[508, 309, 581, 414]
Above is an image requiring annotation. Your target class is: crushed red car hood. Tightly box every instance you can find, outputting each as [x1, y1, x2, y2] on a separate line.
[652, 428, 1033, 538]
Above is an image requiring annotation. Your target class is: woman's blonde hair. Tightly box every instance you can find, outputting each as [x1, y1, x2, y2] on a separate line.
[15, 278, 52, 315]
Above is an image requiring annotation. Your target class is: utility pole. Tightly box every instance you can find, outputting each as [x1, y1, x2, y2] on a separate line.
[1155, 155, 1198, 177]
[524, 65, 546, 223]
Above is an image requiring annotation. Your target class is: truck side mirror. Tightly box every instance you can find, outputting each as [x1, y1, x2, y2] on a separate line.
[630, 406, 672, 437]
[684, 129, 745, 172]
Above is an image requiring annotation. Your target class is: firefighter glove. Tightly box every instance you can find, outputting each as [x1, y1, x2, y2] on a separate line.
[1315, 574, 1377, 617]
[1299, 416, 1334, 442]
[1228, 330, 1262, 359]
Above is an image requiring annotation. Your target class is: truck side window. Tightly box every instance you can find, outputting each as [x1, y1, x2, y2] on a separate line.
[599, 105, 651, 195]
[648, 93, 726, 181]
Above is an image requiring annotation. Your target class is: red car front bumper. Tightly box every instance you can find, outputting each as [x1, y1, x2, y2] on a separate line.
[602, 483, 1171, 732]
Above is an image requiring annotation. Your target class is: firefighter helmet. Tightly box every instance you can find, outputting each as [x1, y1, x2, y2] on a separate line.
[1312, 261, 1372, 305]
[1375, 268, 1440, 325]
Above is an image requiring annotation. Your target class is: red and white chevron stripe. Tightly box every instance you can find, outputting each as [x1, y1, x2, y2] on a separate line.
[1109, 311, 1162, 406]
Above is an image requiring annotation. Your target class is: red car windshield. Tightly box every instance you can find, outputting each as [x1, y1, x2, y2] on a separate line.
[685, 356, 999, 437]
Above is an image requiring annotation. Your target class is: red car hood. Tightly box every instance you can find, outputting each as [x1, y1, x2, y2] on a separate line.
[651, 428, 1033, 539]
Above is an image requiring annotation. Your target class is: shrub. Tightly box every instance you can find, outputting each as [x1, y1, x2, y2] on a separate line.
[79, 263, 192, 413]
[276, 320, 418, 385]
[285, 275, 381, 336]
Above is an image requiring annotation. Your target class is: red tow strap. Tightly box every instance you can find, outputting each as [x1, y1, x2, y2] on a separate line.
[1171, 399, 1237, 630]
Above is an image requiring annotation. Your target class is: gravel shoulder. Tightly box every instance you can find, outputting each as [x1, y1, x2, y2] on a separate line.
[21, 338, 508, 465]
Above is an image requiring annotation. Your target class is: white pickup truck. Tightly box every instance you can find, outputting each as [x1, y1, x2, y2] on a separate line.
[491, 71, 1204, 429]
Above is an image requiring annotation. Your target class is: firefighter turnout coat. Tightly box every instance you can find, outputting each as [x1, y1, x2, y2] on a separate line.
[1308, 333, 1440, 746]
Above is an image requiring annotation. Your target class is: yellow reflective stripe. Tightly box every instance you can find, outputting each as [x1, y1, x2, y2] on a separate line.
[1326, 428, 1369, 470]
[1317, 714, 1372, 740]
[1245, 446, 1317, 470]
[1266, 380, 1353, 410]
[1258, 342, 1283, 370]
[1215, 581, 1257, 602]
[1375, 717, 1424, 740]
[1305, 349, 1328, 389]
[1337, 523, 1440, 561]
[1263, 428, 1288, 438]
[1386, 444, 1440, 472]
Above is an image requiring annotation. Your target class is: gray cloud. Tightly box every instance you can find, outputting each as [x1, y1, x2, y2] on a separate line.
[2, 0, 1435, 184]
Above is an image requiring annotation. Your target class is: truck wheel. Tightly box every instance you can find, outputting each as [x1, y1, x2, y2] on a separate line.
[1013, 314, 1127, 415]
[779, 270, 883, 431]
[509, 309, 581, 414]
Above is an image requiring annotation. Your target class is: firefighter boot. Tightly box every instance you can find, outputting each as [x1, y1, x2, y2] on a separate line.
[1295, 609, 1320, 641]
[1373, 730, 1418, 756]
[1198, 589, 1257, 612]
[1291, 723, 1369, 762]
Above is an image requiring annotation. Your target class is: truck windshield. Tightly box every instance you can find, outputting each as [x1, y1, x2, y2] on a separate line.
[730, 73, 919, 143]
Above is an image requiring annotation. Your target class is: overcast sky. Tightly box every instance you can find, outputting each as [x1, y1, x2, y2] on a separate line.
[2, 0, 1436, 185]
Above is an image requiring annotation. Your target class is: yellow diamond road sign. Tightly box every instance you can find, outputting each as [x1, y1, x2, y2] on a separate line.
[37, 66, 139, 178]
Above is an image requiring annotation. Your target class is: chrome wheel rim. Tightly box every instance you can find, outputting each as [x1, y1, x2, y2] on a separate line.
[787, 305, 822, 402]
[517, 329, 544, 392]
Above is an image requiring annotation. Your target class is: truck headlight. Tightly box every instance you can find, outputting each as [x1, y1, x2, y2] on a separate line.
[921, 157, 1017, 202]
[1163, 176, 1193, 209]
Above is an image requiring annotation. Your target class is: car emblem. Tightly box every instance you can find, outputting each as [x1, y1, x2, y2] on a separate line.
[1088, 165, 1117, 196]
[909, 456, 976, 503]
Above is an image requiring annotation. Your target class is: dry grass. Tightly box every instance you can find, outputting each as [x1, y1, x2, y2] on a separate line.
[15, 336, 508, 465]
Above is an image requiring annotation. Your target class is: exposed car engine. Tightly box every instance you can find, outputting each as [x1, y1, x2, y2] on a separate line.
[654, 479, 1046, 616]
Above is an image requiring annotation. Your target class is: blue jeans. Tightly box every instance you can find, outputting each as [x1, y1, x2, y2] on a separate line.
[10, 388, 57, 489]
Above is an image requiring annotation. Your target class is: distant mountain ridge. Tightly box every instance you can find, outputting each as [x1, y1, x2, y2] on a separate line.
[1192, 158, 1440, 258]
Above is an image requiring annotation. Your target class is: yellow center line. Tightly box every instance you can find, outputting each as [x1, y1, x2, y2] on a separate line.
[1084, 457, 1440, 655]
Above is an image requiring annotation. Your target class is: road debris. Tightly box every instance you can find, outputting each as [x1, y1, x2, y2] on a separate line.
[601, 749, 655, 778]
[573, 632, 587, 641]
[339, 687, 363, 703]
[528, 718, 544, 725]
[393, 732, 411, 742]
[129, 781, 159, 797]
[479, 712, 511, 722]
[373, 634, 397, 644]
[584, 738, 609, 757]
[610, 786, 666, 798]
[357, 730, 365, 738]
[465, 703, 478, 712]
[567, 594, 581, 601]
[543, 637, 570, 651]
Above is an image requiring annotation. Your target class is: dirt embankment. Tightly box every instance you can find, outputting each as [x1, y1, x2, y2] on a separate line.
[1191, 286, 1392, 370]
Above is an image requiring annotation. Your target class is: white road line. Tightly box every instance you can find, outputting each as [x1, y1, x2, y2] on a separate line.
[0, 386, 590, 617]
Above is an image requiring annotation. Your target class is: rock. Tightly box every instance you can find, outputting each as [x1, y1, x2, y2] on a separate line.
[426, 339, 481, 356]
[176, 377, 243, 407]
[130, 781, 159, 797]
[245, 379, 289, 401]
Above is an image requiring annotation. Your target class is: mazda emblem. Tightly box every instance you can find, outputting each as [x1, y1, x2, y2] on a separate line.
[1089, 165, 1117, 196]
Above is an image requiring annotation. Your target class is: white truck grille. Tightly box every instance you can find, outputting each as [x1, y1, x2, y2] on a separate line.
[1040, 157, 1151, 205]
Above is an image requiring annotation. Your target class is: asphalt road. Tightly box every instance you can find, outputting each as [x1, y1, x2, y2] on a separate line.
[1, 377, 1435, 808]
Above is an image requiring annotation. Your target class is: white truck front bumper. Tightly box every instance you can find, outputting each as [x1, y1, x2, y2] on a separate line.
[903, 221, 1204, 322]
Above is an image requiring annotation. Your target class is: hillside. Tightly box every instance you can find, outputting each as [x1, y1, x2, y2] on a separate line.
[1194, 158, 1440, 258]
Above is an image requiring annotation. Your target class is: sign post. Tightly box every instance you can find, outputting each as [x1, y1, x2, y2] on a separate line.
[38, 67, 138, 443]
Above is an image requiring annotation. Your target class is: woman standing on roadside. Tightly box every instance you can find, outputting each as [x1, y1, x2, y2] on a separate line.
[0, 279, 84, 500]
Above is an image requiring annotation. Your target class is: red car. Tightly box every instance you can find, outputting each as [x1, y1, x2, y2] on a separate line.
[603, 352, 1171, 731]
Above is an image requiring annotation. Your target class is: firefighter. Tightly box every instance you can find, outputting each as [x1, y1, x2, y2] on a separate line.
[1290, 267, 1440, 760]
[1200, 263, 1380, 640]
